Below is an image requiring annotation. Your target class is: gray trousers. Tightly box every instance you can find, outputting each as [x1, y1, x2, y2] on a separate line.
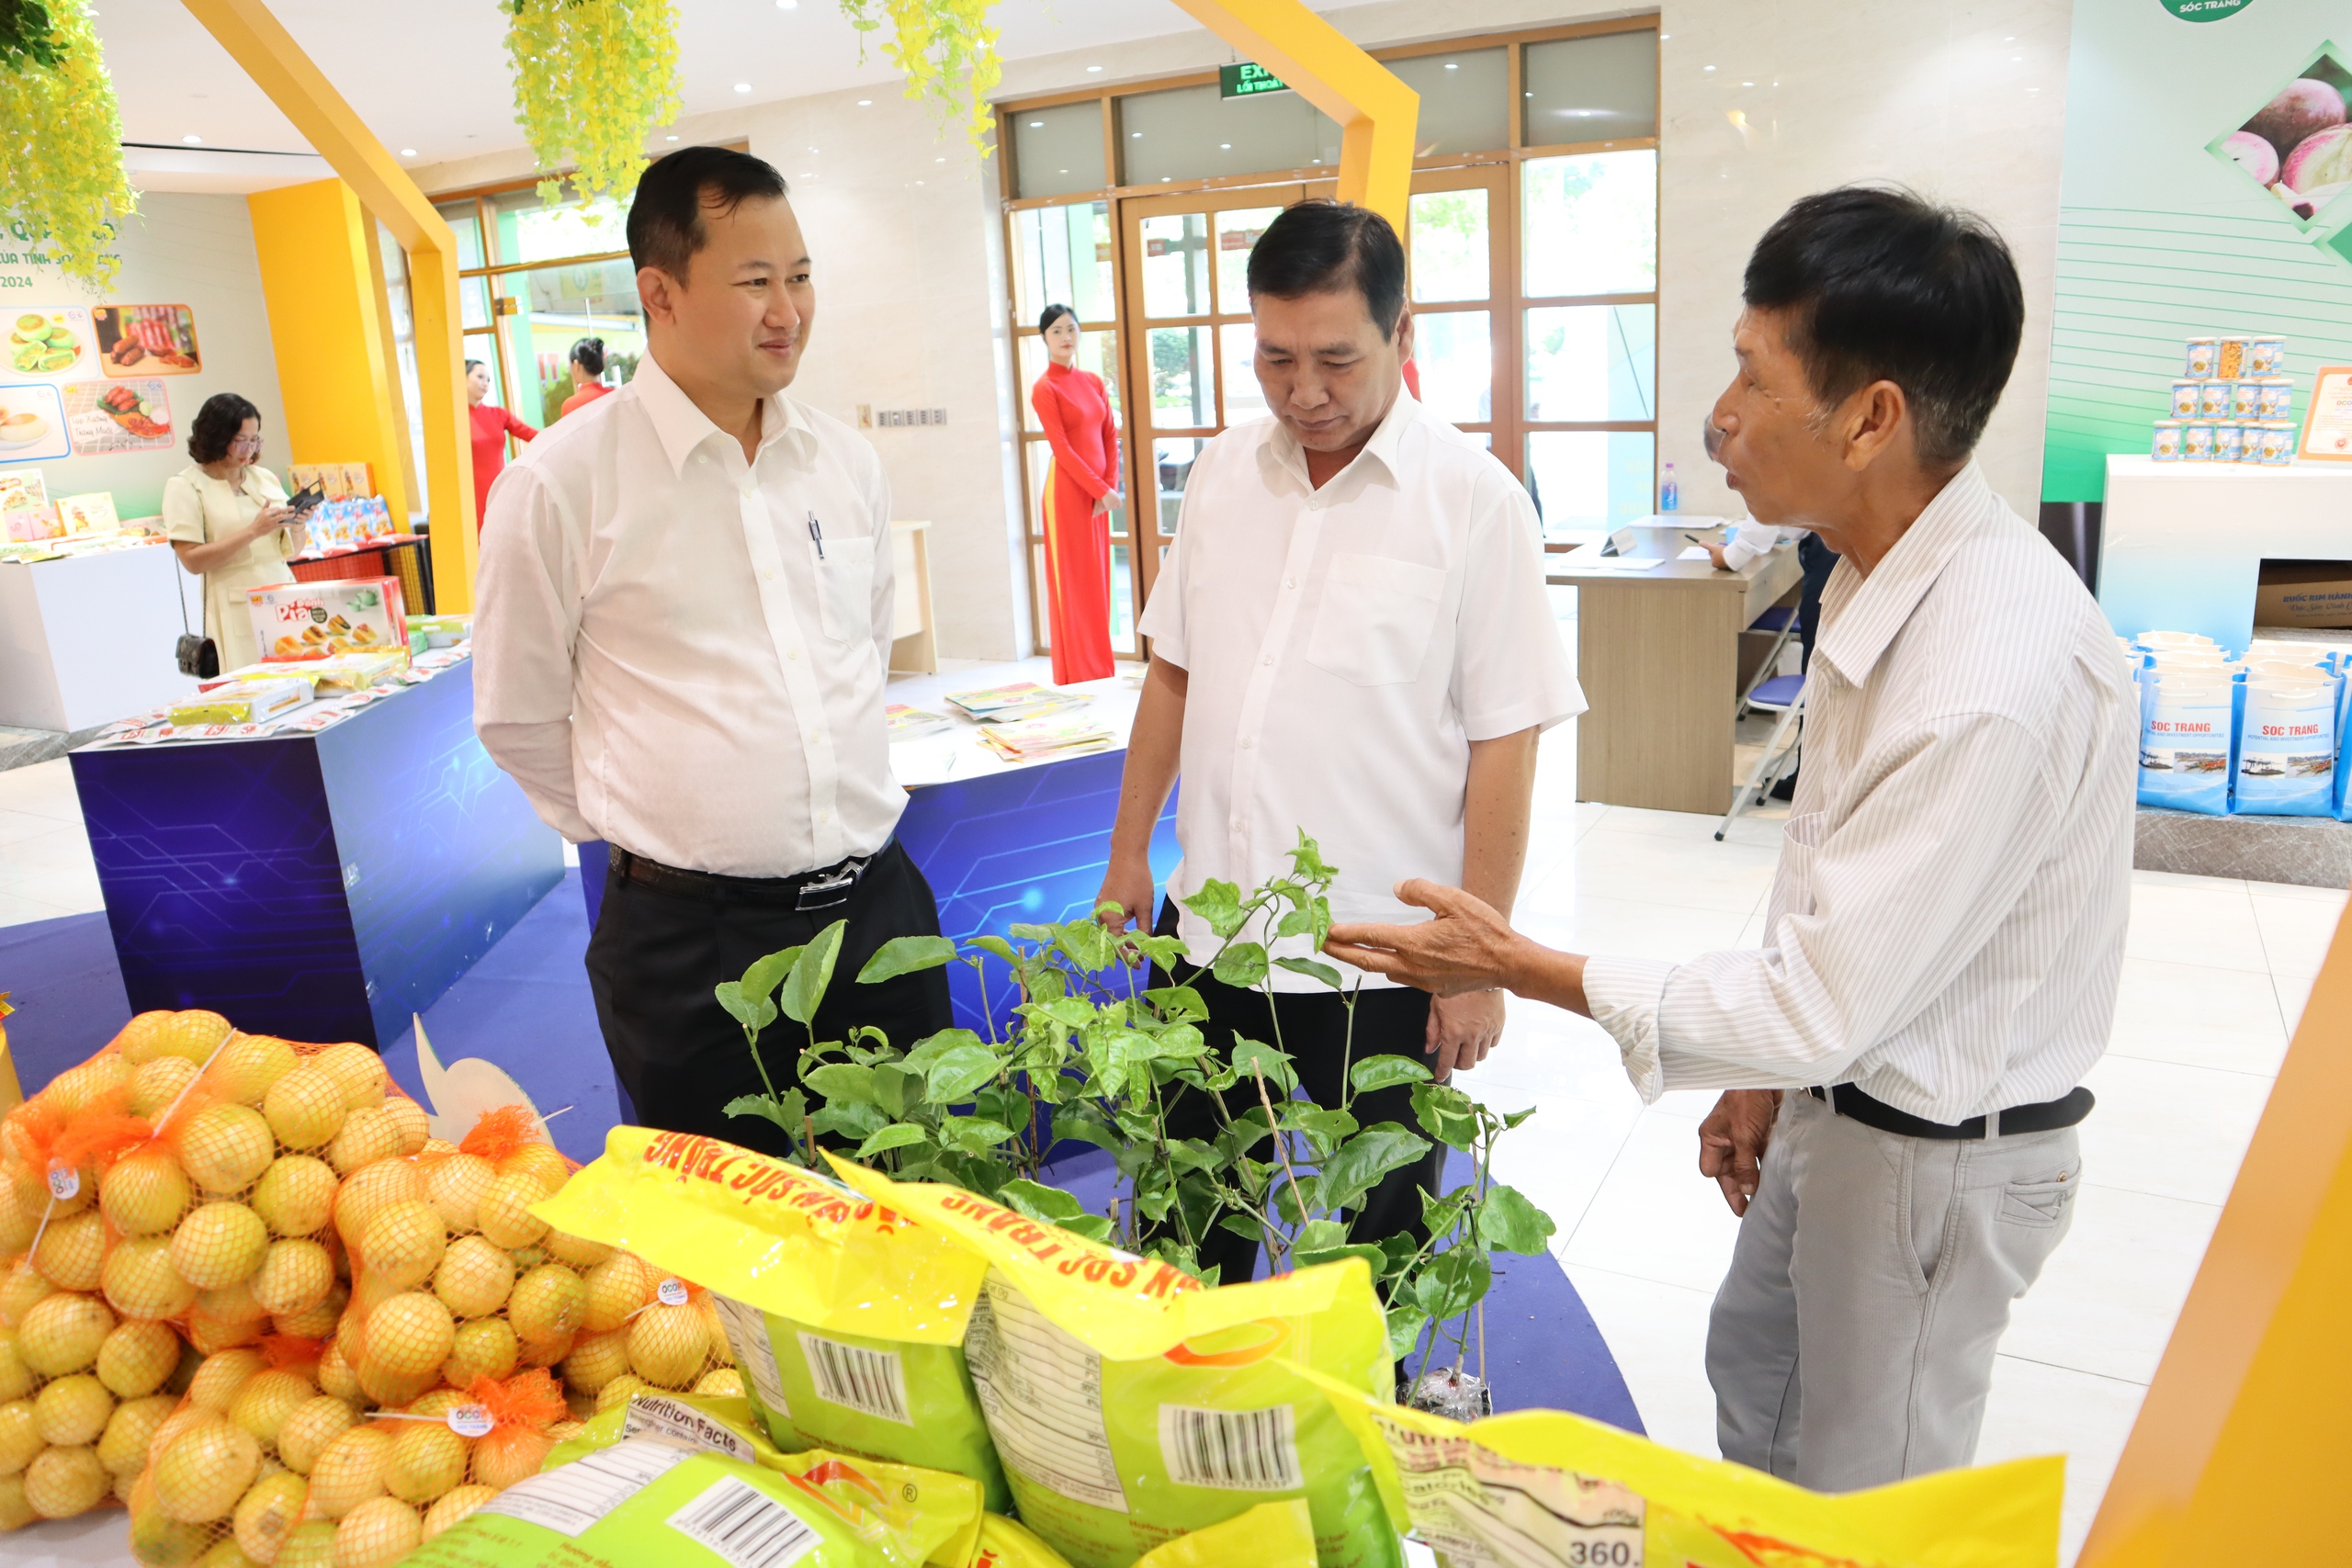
[1705, 1088, 2082, 1490]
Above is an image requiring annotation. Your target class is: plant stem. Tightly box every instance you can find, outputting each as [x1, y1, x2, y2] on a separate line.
[1252, 1062, 1307, 1274]
[743, 1026, 782, 1102]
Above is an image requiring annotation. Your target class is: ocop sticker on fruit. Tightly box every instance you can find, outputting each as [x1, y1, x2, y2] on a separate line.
[825, 1156, 1399, 1568]
[530, 1128, 1009, 1508]
[1297, 1366, 2063, 1568]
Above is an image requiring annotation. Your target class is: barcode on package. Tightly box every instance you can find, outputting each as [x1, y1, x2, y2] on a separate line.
[480, 1438, 690, 1537]
[1159, 1404, 1302, 1491]
[710, 1293, 791, 1421]
[665, 1475, 820, 1568]
[797, 1332, 912, 1424]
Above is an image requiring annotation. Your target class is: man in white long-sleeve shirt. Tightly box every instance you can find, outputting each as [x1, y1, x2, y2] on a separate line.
[1326, 186, 2134, 1489]
[472, 146, 951, 1156]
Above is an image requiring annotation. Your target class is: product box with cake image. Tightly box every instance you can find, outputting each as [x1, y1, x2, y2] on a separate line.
[245, 576, 408, 660]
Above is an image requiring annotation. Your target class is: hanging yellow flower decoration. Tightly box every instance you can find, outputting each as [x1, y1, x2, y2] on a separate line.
[0, 0, 137, 291]
[503, 0, 683, 209]
[840, 0, 1001, 152]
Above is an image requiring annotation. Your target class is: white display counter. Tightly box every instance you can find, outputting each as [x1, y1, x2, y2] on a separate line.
[0, 541, 203, 733]
[2098, 455, 2352, 649]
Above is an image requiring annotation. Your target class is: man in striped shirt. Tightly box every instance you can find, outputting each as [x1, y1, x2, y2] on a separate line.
[1327, 186, 2136, 1490]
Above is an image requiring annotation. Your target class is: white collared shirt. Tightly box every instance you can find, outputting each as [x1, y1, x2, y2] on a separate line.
[472, 350, 900, 878]
[1584, 464, 2138, 1121]
[1138, 391, 1584, 990]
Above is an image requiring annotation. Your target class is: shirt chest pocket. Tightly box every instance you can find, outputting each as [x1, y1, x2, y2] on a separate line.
[811, 534, 876, 643]
[1306, 552, 1448, 687]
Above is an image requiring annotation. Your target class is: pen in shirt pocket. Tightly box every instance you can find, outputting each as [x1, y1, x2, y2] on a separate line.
[807, 511, 825, 559]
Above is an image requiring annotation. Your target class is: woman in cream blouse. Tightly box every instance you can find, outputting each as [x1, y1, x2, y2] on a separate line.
[163, 393, 307, 671]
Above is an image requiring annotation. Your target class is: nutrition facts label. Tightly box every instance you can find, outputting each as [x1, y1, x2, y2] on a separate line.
[711, 1293, 792, 1424]
[964, 1274, 1128, 1514]
[1374, 1416, 1645, 1567]
[479, 1439, 692, 1537]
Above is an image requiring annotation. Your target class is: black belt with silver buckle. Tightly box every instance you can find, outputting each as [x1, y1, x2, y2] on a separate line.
[609, 843, 886, 911]
[1806, 1081, 2093, 1140]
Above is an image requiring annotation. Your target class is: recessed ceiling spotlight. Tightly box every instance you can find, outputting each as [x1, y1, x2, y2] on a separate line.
[666, 135, 679, 141]
[1742, 81, 1752, 85]
[935, 156, 945, 163]
[400, 148, 416, 156]
[181, 134, 201, 144]
[734, 82, 752, 93]
[1220, 142, 1230, 150]
[1029, 120, 1044, 128]
[1130, 131, 1141, 138]
[857, 99, 872, 107]
[776, 0, 797, 7]
[1086, 64, 1102, 73]
[1703, 64, 1716, 72]
[1444, 62, 1457, 70]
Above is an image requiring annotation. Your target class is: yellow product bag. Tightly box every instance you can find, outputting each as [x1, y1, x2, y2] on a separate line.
[531, 1128, 1011, 1508]
[828, 1156, 1400, 1568]
[1300, 1366, 2064, 1568]
[967, 1502, 1316, 1568]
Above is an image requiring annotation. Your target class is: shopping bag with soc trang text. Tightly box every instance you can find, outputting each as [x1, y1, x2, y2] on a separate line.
[968, 1500, 1318, 1568]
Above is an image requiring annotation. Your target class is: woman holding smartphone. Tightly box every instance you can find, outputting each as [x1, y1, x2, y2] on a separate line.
[163, 392, 309, 671]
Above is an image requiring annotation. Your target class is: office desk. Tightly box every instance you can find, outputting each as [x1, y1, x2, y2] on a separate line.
[1551, 541, 1804, 814]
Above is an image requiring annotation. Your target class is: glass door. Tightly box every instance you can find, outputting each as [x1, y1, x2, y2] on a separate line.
[1404, 165, 1509, 457]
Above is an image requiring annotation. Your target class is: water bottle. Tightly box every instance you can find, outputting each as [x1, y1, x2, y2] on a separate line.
[1660, 462, 1679, 513]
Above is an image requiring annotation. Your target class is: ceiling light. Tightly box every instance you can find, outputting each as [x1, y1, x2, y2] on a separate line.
[857, 99, 872, 107]
[1030, 120, 1044, 128]
[1703, 64, 1716, 72]
[666, 135, 679, 141]
[1444, 62, 1457, 70]
[400, 148, 416, 156]
[1057, 169, 1068, 174]
[777, 0, 797, 6]
[1086, 65, 1102, 73]
[181, 134, 201, 144]
[1743, 81, 1752, 85]
[935, 156, 945, 163]
[1130, 131, 1141, 138]
[1220, 142, 1230, 150]
[2005, 34, 2016, 39]
[734, 82, 752, 93]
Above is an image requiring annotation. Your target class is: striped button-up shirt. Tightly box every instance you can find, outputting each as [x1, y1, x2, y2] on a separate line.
[1582, 463, 2137, 1122]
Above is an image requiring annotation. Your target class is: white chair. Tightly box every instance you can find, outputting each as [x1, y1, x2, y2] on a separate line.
[1717, 673, 1804, 841]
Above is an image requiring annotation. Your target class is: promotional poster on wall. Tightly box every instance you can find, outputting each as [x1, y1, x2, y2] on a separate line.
[93, 303, 201, 375]
[0, 383, 70, 463]
[62, 378, 173, 455]
[3, 308, 94, 381]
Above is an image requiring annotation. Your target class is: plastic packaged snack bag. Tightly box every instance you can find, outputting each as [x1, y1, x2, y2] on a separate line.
[530, 1127, 1011, 1508]
[2138, 671, 2238, 813]
[1300, 1368, 2061, 1568]
[2233, 677, 2338, 816]
[967, 1501, 1317, 1568]
[826, 1156, 1399, 1568]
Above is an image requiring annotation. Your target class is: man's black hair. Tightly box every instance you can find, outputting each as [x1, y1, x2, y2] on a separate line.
[1245, 199, 1406, 341]
[628, 145, 790, 281]
[1743, 185, 2023, 469]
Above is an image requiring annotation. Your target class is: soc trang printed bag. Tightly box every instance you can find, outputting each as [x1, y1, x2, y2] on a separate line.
[2137, 672, 2237, 814]
[529, 1128, 1010, 1509]
[2233, 678, 2338, 817]
[967, 1502, 1317, 1568]
[1298, 1366, 2064, 1568]
[825, 1156, 1399, 1568]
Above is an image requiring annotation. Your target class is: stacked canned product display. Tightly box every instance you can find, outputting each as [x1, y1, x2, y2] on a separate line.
[2150, 333, 2295, 465]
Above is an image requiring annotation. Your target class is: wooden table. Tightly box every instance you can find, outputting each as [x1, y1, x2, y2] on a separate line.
[1550, 536, 1804, 814]
[889, 520, 937, 673]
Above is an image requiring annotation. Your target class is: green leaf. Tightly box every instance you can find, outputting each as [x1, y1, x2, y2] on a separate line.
[1228, 1037, 1296, 1095]
[923, 1044, 1002, 1104]
[1129, 934, 1189, 972]
[711, 981, 776, 1035]
[780, 920, 847, 1026]
[1412, 1246, 1492, 1321]
[1282, 1104, 1358, 1156]
[1317, 1123, 1431, 1213]
[1050, 1105, 1124, 1153]
[1297, 1242, 1387, 1273]
[811, 1101, 886, 1140]
[939, 1117, 1015, 1154]
[1287, 830, 1337, 885]
[1410, 1081, 1481, 1151]
[1350, 1054, 1434, 1095]
[1385, 1304, 1430, 1363]
[1292, 1218, 1349, 1256]
[1211, 942, 1269, 989]
[742, 944, 805, 1006]
[1272, 956, 1344, 989]
[1274, 907, 1317, 939]
[968, 935, 1019, 964]
[722, 1093, 797, 1131]
[1182, 878, 1247, 940]
[1476, 1183, 1557, 1255]
[999, 1179, 1088, 1224]
[901, 1029, 985, 1070]
[854, 1123, 932, 1160]
[1219, 1212, 1274, 1243]
[1502, 1106, 1538, 1130]
[1420, 1188, 1470, 1241]
[871, 1062, 912, 1119]
[1055, 919, 1116, 974]
[801, 1063, 876, 1105]
[857, 934, 957, 985]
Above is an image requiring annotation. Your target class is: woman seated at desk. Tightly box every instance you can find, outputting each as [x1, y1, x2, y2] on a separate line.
[163, 392, 307, 672]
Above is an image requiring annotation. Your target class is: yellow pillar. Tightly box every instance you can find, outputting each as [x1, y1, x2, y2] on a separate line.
[246, 179, 412, 525]
[1168, 0, 1419, 235]
[179, 0, 478, 611]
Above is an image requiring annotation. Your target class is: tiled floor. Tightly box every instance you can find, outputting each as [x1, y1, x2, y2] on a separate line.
[2, 693, 2340, 1564]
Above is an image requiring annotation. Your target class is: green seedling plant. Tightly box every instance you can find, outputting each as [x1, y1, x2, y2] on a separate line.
[714, 830, 1557, 1370]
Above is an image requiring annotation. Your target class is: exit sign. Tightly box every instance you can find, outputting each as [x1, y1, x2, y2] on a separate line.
[1220, 62, 1289, 99]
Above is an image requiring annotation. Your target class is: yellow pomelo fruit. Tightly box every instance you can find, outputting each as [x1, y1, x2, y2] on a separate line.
[0, 1398, 37, 1473]
[0, 1258, 52, 1329]
[130, 1495, 213, 1564]
[0, 1470, 29, 1530]
[431, 1235, 514, 1319]
[43, 1052, 130, 1120]
[469, 1428, 552, 1491]
[11, 1157, 95, 1222]
[580, 1252, 650, 1333]
[332, 1159, 423, 1250]
[518, 1328, 575, 1370]
[275, 1517, 337, 1568]
[406, 1388, 465, 1420]
[252, 1239, 334, 1318]
[385, 1420, 469, 1505]
[24, 1442, 109, 1517]
[97, 1392, 176, 1476]
[694, 1368, 744, 1397]
[18, 1291, 113, 1375]
[355, 1359, 435, 1412]
[180, 1104, 273, 1194]
[274, 1279, 348, 1341]
[327, 1107, 403, 1178]
[475, 1171, 549, 1249]
[197, 1538, 263, 1568]
[209, 1035, 297, 1108]
[357, 1200, 446, 1292]
[541, 1227, 613, 1269]
[421, 1482, 495, 1541]
[421, 1154, 494, 1235]
[508, 1263, 585, 1348]
[0, 1175, 39, 1257]
[116, 1010, 232, 1067]
[194, 1275, 271, 1329]
[103, 1235, 198, 1323]
[232, 1468, 308, 1563]
[305, 1426, 389, 1517]
[186, 1347, 267, 1412]
[316, 1339, 362, 1404]
[441, 1317, 518, 1388]
[276, 1394, 358, 1476]
[101, 1146, 193, 1238]
[384, 1099, 429, 1157]
[627, 1303, 707, 1391]
[311, 1044, 387, 1111]
[35, 1208, 107, 1292]
[187, 1307, 266, 1357]
[262, 1066, 347, 1153]
[228, 1366, 314, 1448]
[129, 1055, 203, 1120]
[360, 1292, 454, 1381]
[560, 1328, 629, 1395]
[335, 1495, 422, 1568]
[96, 1318, 182, 1397]
[171, 1201, 271, 1291]
[153, 1415, 262, 1522]
[594, 1372, 645, 1414]
[498, 1142, 571, 1197]
[246, 1155, 334, 1240]
[167, 1335, 204, 1395]
[0, 1327, 28, 1402]
[35, 1371, 115, 1445]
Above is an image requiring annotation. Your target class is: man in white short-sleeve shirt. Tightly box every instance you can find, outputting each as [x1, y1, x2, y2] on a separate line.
[1096, 200, 1584, 1283]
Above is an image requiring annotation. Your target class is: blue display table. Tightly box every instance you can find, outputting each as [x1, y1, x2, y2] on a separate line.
[69, 660, 564, 1047]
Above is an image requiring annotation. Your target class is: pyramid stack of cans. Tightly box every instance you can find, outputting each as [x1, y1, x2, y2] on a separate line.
[2151, 334, 2296, 465]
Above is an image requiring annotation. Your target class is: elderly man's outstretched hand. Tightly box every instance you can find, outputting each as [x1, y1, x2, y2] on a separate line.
[1323, 879, 1524, 997]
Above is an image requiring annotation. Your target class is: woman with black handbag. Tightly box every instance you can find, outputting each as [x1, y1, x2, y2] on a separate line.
[163, 393, 307, 672]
